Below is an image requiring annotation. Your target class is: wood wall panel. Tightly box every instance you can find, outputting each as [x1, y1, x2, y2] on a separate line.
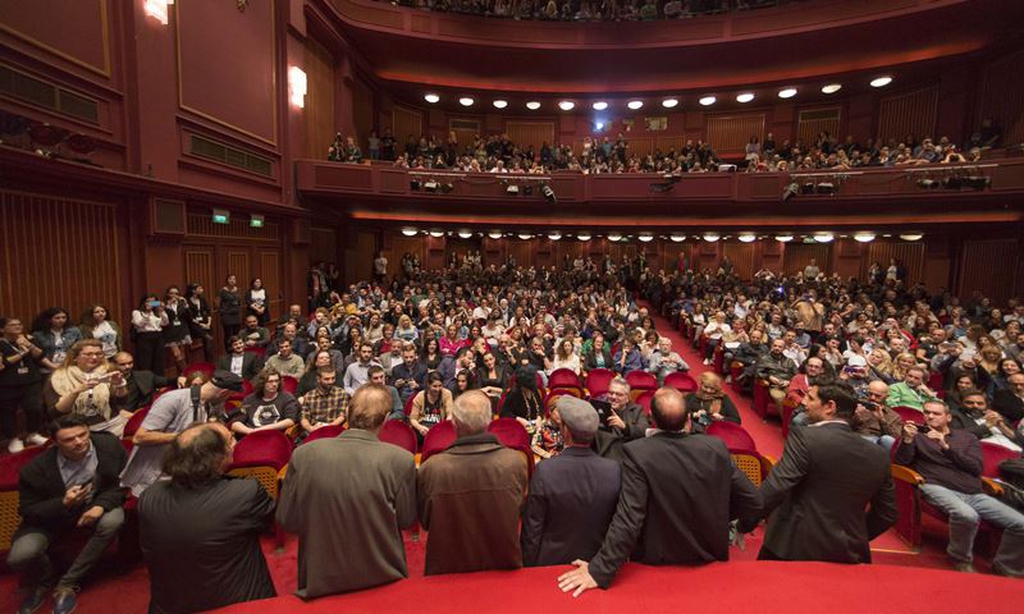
[876, 87, 938, 143]
[721, 243, 755, 280]
[448, 117, 481, 156]
[0, 0, 110, 77]
[797, 107, 841, 148]
[304, 38, 336, 159]
[864, 241, 925, 286]
[705, 113, 765, 153]
[505, 121, 555, 153]
[958, 238, 1020, 306]
[259, 251, 283, 318]
[352, 77, 374, 146]
[1, 190, 121, 326]
[310, 227, 338, 265]
[979, 49, 1024, 147]
[392, 106, 423, 141]
[184, 249, 215, 297]
[227, 251, 251, 285]
[782, 243, 831, 276]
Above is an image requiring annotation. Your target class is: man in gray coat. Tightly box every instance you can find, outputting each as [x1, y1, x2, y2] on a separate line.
[277, 383, 417, 598]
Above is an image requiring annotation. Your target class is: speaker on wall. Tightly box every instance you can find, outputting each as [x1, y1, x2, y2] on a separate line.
[149, 198, 186, 237]
[292, 217, 311, 245]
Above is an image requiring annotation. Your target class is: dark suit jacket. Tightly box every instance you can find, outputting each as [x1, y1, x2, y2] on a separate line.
[760, 422, 897, 563]
[593, 402, 649, 460]
[520, 446, 621, 567]
[118, 370, 173, 411]
[589, 432, 763, 588]
[992, 389, 1024, 423]
[216, 353, 262, 381]
[17, 433, 127, 533]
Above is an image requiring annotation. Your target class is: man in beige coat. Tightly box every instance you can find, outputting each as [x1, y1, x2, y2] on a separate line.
[277, 384, 417, 598]
[418, 390, 529, 575]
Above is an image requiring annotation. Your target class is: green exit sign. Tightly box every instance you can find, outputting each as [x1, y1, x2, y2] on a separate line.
[250, 214, 264, 228]
[212, 209, 230, 224]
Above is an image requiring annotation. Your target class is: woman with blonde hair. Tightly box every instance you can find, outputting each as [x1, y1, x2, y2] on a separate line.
[867, 348, 895, 384]
[891, 352, 919, 382]
[684, 372, 740, 432]
[395, 313, 419, 345]
[43, 339, 130, 437]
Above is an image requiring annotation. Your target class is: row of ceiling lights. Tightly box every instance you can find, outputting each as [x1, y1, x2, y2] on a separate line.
[423, 76, 893, 110]
[401, 228, 923, 242]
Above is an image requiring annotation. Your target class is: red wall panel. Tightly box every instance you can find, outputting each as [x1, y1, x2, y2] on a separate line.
[0, 0, 111, 78]
[876, 87, 938, 143]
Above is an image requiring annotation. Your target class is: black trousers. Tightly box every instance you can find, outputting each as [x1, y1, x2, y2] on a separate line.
[222, 323, 241, 351]
[0, 384, 44, 438]
[135, 331, 165, 375]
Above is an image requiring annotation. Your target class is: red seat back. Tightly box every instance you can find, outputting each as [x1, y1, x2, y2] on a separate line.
[487, 418, 534, 475]
[626, 370, 658, 391]
[585, 368, 615, 397]
[980, 441, 1018, 479]
[548, 368, 582, 391]
[302, 424, 345, 444]
[0, 445, 50, 489]
[664, 371, 698, 392]
[890, 405, 924, 425]
[182, 362, 215, 379]
[228, 430, 293, 471]
[706, 421, 758, 453]
[379, 420, 418, 454]
[420, 420, 458, 464]
[636, 390, 656, 415]
[123, 406, 150, 439]
[281, 376, 299, 394]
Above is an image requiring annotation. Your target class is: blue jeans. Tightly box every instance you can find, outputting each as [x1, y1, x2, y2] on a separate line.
[859, 434, 896, 452]
[920, 483, 1024, 576]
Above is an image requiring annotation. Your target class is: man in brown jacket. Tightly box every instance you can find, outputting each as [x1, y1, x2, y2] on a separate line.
[418, 390, 529, 575]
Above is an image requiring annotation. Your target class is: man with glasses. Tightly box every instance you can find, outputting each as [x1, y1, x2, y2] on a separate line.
[952, 389, 1021, 452]
[593, 377, 649, 461]
[993, 372, 1024, 425]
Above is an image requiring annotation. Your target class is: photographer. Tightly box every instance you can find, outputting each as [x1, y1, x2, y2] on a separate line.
[45, 340, 130, 437]
[130, 294, 169, 375]
[850, 380, 903, 451]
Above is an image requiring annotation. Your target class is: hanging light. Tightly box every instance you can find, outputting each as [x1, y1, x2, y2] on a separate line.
[638, 234, 654, 242]
[738, 233, 757, 243]
[488, 230, 503, 239]
[899, 233, 924, 241]
[775, 235, 794, 242]
[670, 234, 686, 243]
[401, 227, 418, 237]
[457, 229, 474, 239]
[702, 233, 720, 242]
[814, 233, 835, 243]
[517, 233, 534, 240]
[424, 93, 440, 103]
[592, 101, 608, 111]
[662, 98, 679, 108]
[821, 83, 842, 94]
[854, 233, 876, 243]
[459, 97, 474, 107]
[577, 233, 592, 241]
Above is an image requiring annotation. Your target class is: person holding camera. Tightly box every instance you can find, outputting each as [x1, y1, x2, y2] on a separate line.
[850, 380, 903, 451]
[894, 400, 1024, 576]
[131, 294, 169, 375]
[44, 339, 130, 437]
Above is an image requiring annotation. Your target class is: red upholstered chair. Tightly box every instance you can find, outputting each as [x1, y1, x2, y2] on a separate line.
[487, 418, 534, 476]
[752, 378, 771, 419]
[664, 371, 698, 392]
[420, 420, 457, 465]
[548, 368, 583, 396]
[626, 371, 658, 401]
[244, 346, 267, 359]
[781, 396, 801, 440]
[706, 421, 758, 453]
[302, 424, 345, 444]
[729, 361, 744, 395]
[228, 430, 293, 549]
[981, 441, 1018, 479]
[280, 375, 299, 395]
[928, 372, 945, 398]
[544, 390, 576, 417]
[379, 419, 418, 454]
[635, 390, 656, 416]
[713, 344, 726, 374]
[403, 394, 417, 418]
[182, 361, 215, 379]
[730, 449, 775, 487]
[1, 445, 51, 552]
[121, 405, 151, 453]
[890, 406, 924, 425]
[584, 368, 615, 398]
[229, 379, 254, 404]
[697, 334, 709, 357]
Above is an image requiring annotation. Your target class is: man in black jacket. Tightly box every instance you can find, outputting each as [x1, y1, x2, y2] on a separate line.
[557, 388, 762, 596]
[7, 415, 127, 614]
[521, 396, 621, 567]
[216, 336, 263, 382]
[759, 381, 897, 563]
[593, 377, 649, 460]
[112, 351, 175, 411]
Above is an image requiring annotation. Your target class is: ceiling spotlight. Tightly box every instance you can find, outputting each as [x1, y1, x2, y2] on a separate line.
[458, 229, 474, 239]
[854, 233, 876, 243]
[428, 230, 445, 238]
[607, 233, 622, 242]
[870, 76, 893, 88]
[558, 101, 575, 111]
[594, 121, 605, 131]
[548, 232, 562, 241]
[492, 99, 508, 109]
[517, 233, 534, 240]
[738, 234, 757, 243]
[736, 93, 755, 103]
[699, 96, 716, 106]
[702, 233, 720, 242]
[775, 235, 794, 242]
[459, 97, 474, 107]
[577, 233, 592, 241]
[526, 101, 541, 110]
[592, 101, 608, 111]
[638, 234, 654, 242]
[821, 83, 842, 94]
[778, 88, 797, 99]
[662, 98, 679, 108]
[401, 228, 419, 237]
[814, 233, 835, 243]
[899, 233, 924, 241]
[670, 234, 686, 243]
[488, 230, 503, 239]
[627, 100, 643, 110]
[424, 93, 440, 104]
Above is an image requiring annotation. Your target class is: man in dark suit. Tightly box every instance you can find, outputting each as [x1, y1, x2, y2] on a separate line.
[759, 380, 897, 563]
[521, 396, 621, 567]
[216, 336, 262, 381]
[111, 351, 175, 411]
[557, 388, 762, 596]
[993, 373, 1024, 424]
[593, 376, 650, 460]
[7, 415, 127, 614]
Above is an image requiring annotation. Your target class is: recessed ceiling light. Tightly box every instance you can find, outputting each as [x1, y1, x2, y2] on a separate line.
[627, 100, 643, 110]
[669, 234, 686, 242]
[424, 93, 440, 104]
[702, 233, 720, 242]
[638, 234, 654, 242]
[775, 235, 794, 242]
[736, 92, 755, 103]
[517, 233, 534, 240]
[429, 230, 445, 238]
[526, 101, 541, 110]
[778, 88, 797, 99]
[699, 96, 716, 106]
[492, 99, 508, 109]
[870, 76, 893, 88]
[457, 230, 474, 239]
[558, 101, 575, 111]
[592, 101, 608, 111]
[459, 97, 474, 107]
[899, 233, 924, 241]
[577, 233, 592, 241]
[662, 98, 679, 108]
[854, 233, 876, 243]
[607, 233, 622, 242]
[488, 230, 503, 239]
[821, 83, 842, 94]
[738, 233, 757, 243]
[548, 232, 562, 241]
[401, 228, 418, 237]
[814, 233, 835, 243]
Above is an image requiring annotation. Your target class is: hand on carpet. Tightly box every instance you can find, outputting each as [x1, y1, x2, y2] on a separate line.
[557, 559, 597, 598]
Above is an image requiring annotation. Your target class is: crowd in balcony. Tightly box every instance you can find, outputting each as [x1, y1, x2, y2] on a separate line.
[383, 0, 790, 21]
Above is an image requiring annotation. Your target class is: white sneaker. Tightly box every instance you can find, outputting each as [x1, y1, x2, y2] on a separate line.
[703, 358, 711, 366]
[8, 438, 25, 453]
[25, 433, 48, 446]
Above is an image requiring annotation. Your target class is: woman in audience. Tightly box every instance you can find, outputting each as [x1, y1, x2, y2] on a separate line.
[420, 336, 443, 371]
[867, 347, 895, 384]
[162, 285, 193, 375]
[476, 351, 510, 400]
[297, 350, 336, 396]
[395, 314, 419, 345]
[945, 373, 979, 414]
[31, 307, 83, 375]
[217, 274, 243, 351]
[991, 358, 1022, 394]
[364, 312, 384, 344]
[246, 278, 269, 326]
[531, 402, 564, 460]
[550, 338, 582, 376]
[44, 339, 129, 437]
[500, 365, 544, 431]
[79, 304, 121, 359]
[613, 337, 645, 375]
[452, 370, 472, 400]
[440, 323, 465, 356]
[684, 372, 741, 433]
[409, 371, 453, 443]
[185, 283, 215, 362]
[375, 322, 397, 355]
[0, 316, 46, 452]
[582, 332, 613, 373]
[132, 294, 169, 374]
[978, 344, 1004, 376]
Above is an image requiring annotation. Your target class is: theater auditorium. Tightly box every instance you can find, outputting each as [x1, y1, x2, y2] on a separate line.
[1, 0, 1023, 612]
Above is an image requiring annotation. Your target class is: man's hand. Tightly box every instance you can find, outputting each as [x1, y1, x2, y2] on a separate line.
[557, 560, 598, 598]
[77, 505, 104, 528]
[984, 410, 1004, 428]
[901, 422, 918, 444]
[925, 429, 949, 450]
[62, 484, 92, 508]
[854, 405, 872, 423]
[606, 413, 626, 430]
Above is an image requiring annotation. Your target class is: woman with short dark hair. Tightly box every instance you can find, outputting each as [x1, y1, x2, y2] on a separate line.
[31, 307, 83, 375]
[217, 274, 243, 351]
[79, 304, 121, 359]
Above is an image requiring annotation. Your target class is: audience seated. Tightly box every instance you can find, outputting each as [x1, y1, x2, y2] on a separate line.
[216, 336, 263, 381]
[43, 339, 130, 438]
[850, 380, 903, 451]
[592, 376, 649, 459]
[685, 372, 740, 431]
[227, 369, 299, 438]
[298, 368, 349, 436]
[110, 351, 176, 412]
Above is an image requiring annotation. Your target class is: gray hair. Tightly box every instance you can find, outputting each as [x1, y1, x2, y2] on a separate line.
[609, 376, 631, 393]
[452, 390, 492, 435]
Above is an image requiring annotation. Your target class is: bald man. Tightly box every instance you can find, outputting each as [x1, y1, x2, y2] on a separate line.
[558, 388, 763, 596]
[851, 380, 903, 451]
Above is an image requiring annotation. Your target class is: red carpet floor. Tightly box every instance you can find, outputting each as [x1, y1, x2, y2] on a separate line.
[1, 306, 1018, 612]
